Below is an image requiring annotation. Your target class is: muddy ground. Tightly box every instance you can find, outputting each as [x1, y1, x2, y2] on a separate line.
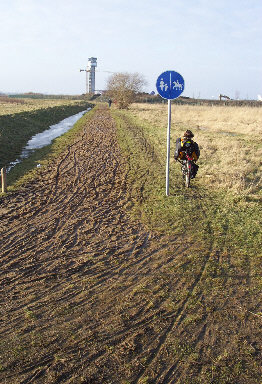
[0, 106, 261, 384]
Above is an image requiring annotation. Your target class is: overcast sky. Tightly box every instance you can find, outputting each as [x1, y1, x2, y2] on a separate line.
[0, 0, 261, 99]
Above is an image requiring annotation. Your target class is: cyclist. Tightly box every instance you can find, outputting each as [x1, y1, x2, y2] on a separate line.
[174, 130, 200, 178]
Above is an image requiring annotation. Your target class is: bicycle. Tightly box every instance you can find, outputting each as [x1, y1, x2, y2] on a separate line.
[177, 149, 195, 188]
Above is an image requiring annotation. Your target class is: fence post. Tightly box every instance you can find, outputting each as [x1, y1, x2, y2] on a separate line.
[1, 167, 7, 193]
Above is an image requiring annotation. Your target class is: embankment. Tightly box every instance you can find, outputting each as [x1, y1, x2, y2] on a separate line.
[0, 102, 93, 170]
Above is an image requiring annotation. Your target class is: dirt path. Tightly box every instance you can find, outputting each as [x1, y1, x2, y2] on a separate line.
[0, 106, 261, 384]
[0, 106, 178, 383]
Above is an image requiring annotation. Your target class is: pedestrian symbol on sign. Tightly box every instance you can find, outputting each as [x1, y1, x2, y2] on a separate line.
[159, 78, 169, 92]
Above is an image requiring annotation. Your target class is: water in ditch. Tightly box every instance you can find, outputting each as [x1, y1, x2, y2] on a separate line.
[7, 108, 91, 172]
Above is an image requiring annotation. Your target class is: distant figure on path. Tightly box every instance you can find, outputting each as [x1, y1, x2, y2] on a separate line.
[108, 99, 112, 108]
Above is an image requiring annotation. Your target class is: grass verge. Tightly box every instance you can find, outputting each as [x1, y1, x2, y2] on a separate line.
[112, 106, 262, 250]
[112, 106, 262, 282]
[112, 106, 262, 382]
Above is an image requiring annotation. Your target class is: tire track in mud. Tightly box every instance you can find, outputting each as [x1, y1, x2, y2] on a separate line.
[146, 185, 236, 383]
[108, 122, 213, 384]
[131, 246, 213, 384]
[106, 114, 217, 383]
[1, 105, 188, 383]
[123, 120, 230, 383]
[152, 202, 219, 383]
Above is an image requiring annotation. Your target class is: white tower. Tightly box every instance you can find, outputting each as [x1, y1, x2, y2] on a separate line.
[87, 57, 97, 93]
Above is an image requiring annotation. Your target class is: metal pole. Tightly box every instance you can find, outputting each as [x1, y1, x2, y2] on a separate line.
[166, 99, 171, 196]
[1, 167, 7, 193]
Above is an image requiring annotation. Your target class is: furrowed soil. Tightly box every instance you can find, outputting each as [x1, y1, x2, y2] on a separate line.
[0, 105, 261, 384]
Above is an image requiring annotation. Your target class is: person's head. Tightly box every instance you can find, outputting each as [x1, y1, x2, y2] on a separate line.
[183, 130, 194, 139]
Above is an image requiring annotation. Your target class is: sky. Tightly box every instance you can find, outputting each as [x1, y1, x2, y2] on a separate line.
[0, 0, 261, 99]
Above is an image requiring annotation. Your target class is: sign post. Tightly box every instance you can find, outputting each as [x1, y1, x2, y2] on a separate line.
[156, 70, 185, 196]
[1, 167, 7, 193]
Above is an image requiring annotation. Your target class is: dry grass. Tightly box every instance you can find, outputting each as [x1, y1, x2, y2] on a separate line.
[0, 98, 85, 116]
[128, 103, 262, 197]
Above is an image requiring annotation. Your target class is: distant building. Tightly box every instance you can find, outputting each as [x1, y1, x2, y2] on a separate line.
[87, 57, 97, 94]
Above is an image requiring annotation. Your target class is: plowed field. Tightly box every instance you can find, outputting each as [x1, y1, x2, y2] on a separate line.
[0, 105, 261, 384]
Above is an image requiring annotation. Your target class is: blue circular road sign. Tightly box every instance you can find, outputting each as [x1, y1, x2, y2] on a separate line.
[156, 70, 185, 100]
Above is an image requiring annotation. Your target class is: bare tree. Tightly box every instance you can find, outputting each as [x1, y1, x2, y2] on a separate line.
[106, 72, 147, 109]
